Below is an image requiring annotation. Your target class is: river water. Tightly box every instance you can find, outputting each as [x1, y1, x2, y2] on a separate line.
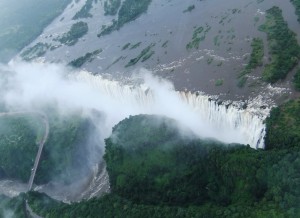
[17, 0, 300, 102]
[4, 0, 300, 204]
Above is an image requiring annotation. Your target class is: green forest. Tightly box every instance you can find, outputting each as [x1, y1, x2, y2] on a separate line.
[20, 42, 50, 61]
[57, 21, 88, 46]
[241, 38, 264, 75]
[35, 109, 100, 184]
[73, 0, 94, 20]
[294, 68, 300, 90]
[0, 115, 39, 182]
[259, 6, 300, 83]
[238, 38, 264, 87]
[0, 109, 99, 185]
[291, 0, 300, 22]
[98, 0, 152, 37]
[3, 99, 300, 217]
[104, 0, 121, 16]
[69, 49, 102, 68]
[2, 1, 300, 217]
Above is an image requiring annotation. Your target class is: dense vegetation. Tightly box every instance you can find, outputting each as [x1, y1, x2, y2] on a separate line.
[186, 25, 211, 50]
[130, 42, 142, 50]
[73, 0, 94, 20]
[0, 115, 39, 182]
[58, 21, 88, 46]
[122, 43, 131, 50]
[104, 115, 244, 206]
[245, 38, 264, 71]
[0, 194, 26, 218]
[0, 0, 71, 62]
[125, 43, 155, 67]
[24, 191, 288, 218]
[20, 42, 50, 61]
[0, 109, 99, 185]
[104, 0, 121, 16]
[105, 56, 124, 70]
[294, 68, 300, 90]
[161, 40, 169, 48]
[12, 107, 300, 217]
[265, 99, 300, 149]
[98, 0, 152, 37]
[259, 6, 300, 83]
[238, 38, 264, 87]
[183, 5, 195, 13]
[291, 0, 300, 22]
[69, 49, 102, 68]
[35, 109, 100, 184]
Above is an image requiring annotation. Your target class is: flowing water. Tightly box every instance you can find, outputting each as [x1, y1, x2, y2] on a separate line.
[0, 69, 270, 201]
[74, 70, 270, 148]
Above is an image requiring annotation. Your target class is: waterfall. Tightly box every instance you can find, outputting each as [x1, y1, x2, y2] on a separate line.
[72, 71, 269, 149]
[0, 63, 270, 201]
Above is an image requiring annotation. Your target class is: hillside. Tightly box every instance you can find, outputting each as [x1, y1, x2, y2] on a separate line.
[3, 106, 300, 217]
[0, 109, 101, 185]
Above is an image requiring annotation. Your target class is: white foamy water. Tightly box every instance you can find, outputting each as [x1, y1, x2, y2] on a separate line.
[73, 71, 269, 148]
[0, 63, 271, 200]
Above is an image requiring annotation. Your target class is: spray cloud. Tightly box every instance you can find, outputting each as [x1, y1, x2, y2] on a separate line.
[1, 61, 266, 148]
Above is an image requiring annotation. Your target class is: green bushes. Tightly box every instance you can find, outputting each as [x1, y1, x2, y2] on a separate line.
[265, 99, 300, 149]
[117, 0, 152, 28]
[27, 192, 292, 217]
[290, 0, 300, 22]
[35, 109, 99, 184]
[247, 38, 264, 70]
[104, 0, 121, 16]
[58, 21, 88, 46]
[98, 0, 152, 37]
[102, 113, 300, 214]
[130, 42, 141, 49]
[215, 79, 223, 86]
[104, 115, 267, 206]
[294, 68, 300, 90]
[3, 101, 300, 217]
[125, 43, 155, 67]
[20, 42, 50, 61]
[161, 40, 169, 48]
[0, 109, 99, 184]
[0, 115, 39, 182]
[69, 49, 102, 68]
[259, 6, 300, 83]
[122, 42, 131, 50]
[22, 109, 300, 217]
[186, 25, 211, 50]
[0, 194, 26, 218]
[238, 38, 264, 87]
[183, 5, 195, 13]
[73, 0, 94, 20]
